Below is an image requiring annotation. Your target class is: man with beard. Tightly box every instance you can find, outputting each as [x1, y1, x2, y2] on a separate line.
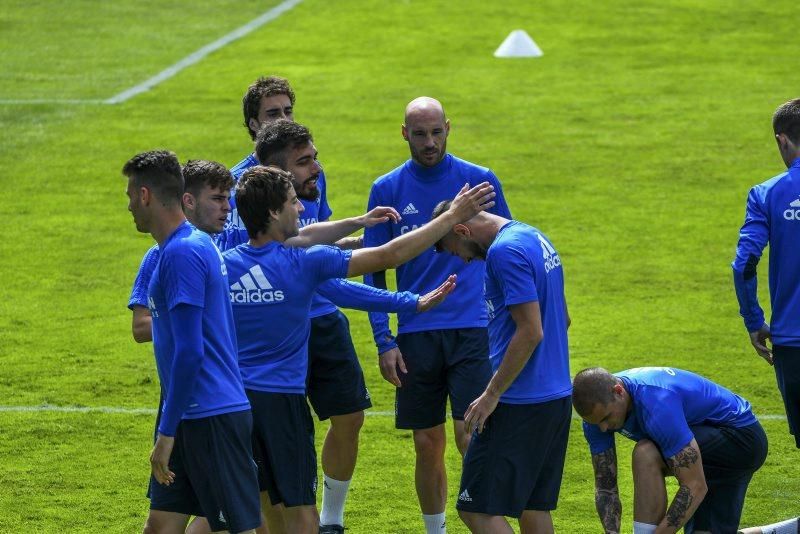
[253, 118, 441, 533]
[363, 97, 512, 533]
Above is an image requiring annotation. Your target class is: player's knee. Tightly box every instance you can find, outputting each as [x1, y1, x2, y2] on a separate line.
[413, 427, 446, 459]
[458, 509, 479, 529]
[330, 411, 364, 437]
[632, 439, 665, 472]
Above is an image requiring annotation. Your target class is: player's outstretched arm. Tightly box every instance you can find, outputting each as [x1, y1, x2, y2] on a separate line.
[416, 274, 457, 312]
[592, 447, 622, 534]
[346, 182, 495, 277]
[657, 439, 707, 533]
[287, 206, 400, 248]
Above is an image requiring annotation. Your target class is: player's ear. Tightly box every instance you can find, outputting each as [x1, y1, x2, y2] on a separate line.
[401, 124, 409, 141]
[444, 119, 451, 135]
[139, 186, 151, 206]
[182, 192, 195, 211]
[248, 118, 260, 138]
[453, 223, 470, 237]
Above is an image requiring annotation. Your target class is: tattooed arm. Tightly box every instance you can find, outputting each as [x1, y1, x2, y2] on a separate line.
[591, 447, 622, 534]
[656, 439, 708, 534]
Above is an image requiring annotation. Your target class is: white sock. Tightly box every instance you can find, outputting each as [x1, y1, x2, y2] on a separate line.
[761, 518, 800, 534]
[633, 521, 658, 534]
[319, 474, 350, 526]
[423, 512, 446, 534]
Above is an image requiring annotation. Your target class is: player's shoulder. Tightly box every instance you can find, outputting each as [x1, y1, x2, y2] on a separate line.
[140, 243, 160, 264]
[448, 153, 493, 176]
[230, 153, 258, 180]
[372, 160, 409, 188]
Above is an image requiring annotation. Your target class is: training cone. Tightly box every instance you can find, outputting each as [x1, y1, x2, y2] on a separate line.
[494, 30, 543, 58]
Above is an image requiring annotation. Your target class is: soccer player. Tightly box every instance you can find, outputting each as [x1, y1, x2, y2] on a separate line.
[232, 76, 409, 532]
[731, 97, 800, 534]
[223, 165, 494, 533]
[573, 367, 768, 534]
[363, 96, 512, 533]
[122, 151, 262, 534]
[430, 202, 571, 533]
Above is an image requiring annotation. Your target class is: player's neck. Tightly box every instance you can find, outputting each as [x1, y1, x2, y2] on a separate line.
[478, 214, 511, 248]
[248, 226, 286, 248]
[150, 209, 188, 246]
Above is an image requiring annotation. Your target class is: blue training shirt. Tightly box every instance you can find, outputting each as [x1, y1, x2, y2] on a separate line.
[223, 242, 352, 394]
[147, 222, 249, 435]
[364, 153, 512, 351]
[485, 221, 571, 404]
[227, 152, 416, 317]
[129, 244, 159, 309]
[582, 367, 757, 459]
[732, 157, 800, 346]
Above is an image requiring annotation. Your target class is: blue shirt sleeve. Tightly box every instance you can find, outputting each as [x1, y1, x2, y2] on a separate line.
[363, 183, 398, 354]
[214, 227, 249, 253]
[159, 245, 207, 310]
[303, 245, 352, 284]
[638, 386, 694, 459]
[486, 170, 513, 219]
[583, 421, 615, 455]
[732, 186, 769, 331]
[493, 242, 539, 306]
[128, 245, 159, 309]
[158, 303, 204, 436]
[317, 278, 419, 313]
[317, 170, 333, 221]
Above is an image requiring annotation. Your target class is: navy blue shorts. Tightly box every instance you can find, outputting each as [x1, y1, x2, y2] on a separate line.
[456, 396, 572, 517]
[247, 390, 318, 507]
[307, 311, 372, 420]
[683, 421, 768, 534]
[395, 328, 491, 430]
[773, 344, 800, 448]
[149, 410, 262, 532]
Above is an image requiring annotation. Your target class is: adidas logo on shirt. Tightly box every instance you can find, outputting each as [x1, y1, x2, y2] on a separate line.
[229, 265, 285, 304]
[785, 196, 800, 220]
[458, 489, 473, 502]
[538, 234, 562, 273]
[402, 203, 419, 215]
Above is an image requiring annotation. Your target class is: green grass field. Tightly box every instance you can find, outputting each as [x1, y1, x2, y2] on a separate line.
[1, 0, 799, 531]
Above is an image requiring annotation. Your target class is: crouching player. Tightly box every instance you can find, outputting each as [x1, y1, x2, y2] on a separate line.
[223, 166, 496, 533]
[573, 367, 768, 534]
[430, 202, 572, 534]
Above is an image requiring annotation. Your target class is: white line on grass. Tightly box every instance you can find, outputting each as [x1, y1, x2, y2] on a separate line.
[0, 405, 787, 422]
[104, 0, 303, 104]
[0, 0, 303, 106]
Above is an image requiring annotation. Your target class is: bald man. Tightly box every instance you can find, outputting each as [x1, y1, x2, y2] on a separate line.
[363, 97, 512, 533]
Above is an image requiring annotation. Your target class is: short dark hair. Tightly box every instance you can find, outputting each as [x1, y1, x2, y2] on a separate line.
[122, 150, 183, 205]
[773, 98, 800, 144]
[243, 76, 296, 140]
[255, 120, 313, 169]
[235, 165, 294, 238]
[182, 160, 234, 197]
[430, 199, 453, 252]
[572, 367, 618, 417]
